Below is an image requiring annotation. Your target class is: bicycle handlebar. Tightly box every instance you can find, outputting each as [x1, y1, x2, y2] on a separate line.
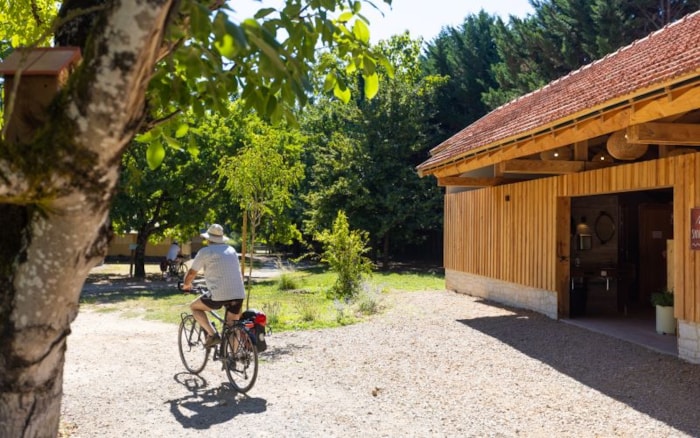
[177, 281, 209, 294]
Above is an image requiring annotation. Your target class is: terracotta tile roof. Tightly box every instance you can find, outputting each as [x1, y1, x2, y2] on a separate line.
[418, 11, 700, 174]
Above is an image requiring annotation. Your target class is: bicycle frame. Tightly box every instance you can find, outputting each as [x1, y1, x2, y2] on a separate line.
[177, 283, 259, 392]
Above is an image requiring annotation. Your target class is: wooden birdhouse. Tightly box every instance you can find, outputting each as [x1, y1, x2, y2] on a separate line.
[0, 47, 81, 143]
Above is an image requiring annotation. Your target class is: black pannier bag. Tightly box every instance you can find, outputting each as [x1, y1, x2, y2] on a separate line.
[241, 309, 268, 352]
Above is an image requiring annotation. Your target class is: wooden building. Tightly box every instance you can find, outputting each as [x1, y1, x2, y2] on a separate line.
[417, 12, 700, 363]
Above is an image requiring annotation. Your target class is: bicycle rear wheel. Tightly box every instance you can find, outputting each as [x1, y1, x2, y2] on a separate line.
[223, 325, 258, 393]
[178, 315, 209, 374]
[178, 261, 188, 278]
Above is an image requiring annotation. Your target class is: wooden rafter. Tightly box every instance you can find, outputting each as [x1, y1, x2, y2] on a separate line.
[627, 122, 700, 145]
[437, 176, 515, 187]
[501, 159, 585, 175]
[425, 81, 700, 179]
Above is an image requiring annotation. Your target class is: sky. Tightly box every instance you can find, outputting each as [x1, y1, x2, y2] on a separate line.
[361, 0, 535, 42]
[232, 0, 535, 43]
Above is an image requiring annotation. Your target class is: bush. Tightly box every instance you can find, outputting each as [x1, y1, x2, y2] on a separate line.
[277, 272, 300, 291]
[315, 211, 373, 300]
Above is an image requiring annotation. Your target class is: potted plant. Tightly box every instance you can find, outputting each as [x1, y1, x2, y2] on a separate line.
[651, 288, 675, 335]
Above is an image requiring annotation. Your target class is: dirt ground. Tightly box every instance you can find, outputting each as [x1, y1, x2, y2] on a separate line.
[59, 265, 700, 437]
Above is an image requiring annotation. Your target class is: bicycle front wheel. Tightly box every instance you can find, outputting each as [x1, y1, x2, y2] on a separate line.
[178, 315, 209, 374]
[223, 325, 258, 393]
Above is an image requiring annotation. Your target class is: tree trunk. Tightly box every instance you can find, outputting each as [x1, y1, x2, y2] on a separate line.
[0, 200, 112, 436]
[246, 219, 256, 310]
[0, 1, 175, 434]
[382, 232, 390, 269]
[133, 230, 150, 279]
[241, 211, 248, 280]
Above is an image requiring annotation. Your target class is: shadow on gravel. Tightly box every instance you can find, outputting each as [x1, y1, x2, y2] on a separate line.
[80, 285, 181, 303]
[259, 343, 310, 362]
[458, 301, 700, 437]
[168, 373, 267, 429]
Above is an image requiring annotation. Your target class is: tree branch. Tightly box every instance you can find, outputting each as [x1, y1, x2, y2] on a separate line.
[142, 109, 183, 132]
[30, 0, 44, 27]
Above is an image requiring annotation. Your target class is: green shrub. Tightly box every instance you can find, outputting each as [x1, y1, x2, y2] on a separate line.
[315, 211, 373, 300]
[277, 272, 300, 291]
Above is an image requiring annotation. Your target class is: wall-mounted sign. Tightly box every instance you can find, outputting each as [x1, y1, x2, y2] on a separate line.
[692, 208, 700, 250]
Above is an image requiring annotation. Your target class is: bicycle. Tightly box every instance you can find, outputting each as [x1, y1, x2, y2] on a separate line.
[162, 257, 187, 280]
[177, 284, 259, 393]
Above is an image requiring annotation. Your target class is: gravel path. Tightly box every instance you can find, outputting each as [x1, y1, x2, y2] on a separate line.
[60, 290, 700, 437]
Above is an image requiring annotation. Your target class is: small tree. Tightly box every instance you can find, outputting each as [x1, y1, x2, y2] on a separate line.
[219, 112, 305, 306]
[316, 211, 373, 300]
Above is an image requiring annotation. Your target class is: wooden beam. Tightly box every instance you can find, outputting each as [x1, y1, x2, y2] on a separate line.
[627, 122, 700, 145]
[426, 82, 700, 178]
[437, 176, 512, 187]
[574, 140, 589, 161]
[430, 108, 631, 178]
[502, 159, 586, 174]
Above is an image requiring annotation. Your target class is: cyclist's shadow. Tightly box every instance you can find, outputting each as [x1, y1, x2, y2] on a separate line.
[167, 372, 267, 429]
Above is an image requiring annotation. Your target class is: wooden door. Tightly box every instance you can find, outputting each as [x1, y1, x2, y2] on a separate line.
[638, 203, 674, 306]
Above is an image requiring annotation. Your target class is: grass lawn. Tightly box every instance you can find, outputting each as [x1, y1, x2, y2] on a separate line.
[80, 262, 445, 332]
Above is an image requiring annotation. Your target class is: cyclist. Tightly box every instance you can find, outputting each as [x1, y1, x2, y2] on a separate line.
[166, 240, 182, 263]
[182, 224, 246, 348]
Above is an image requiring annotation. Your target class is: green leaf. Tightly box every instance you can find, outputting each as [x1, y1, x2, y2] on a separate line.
[175, 124, 189, 138]
[246, 32, 286, 73]
[363, 55, 376, 75]
[254, 8, 276, 19]
[363, 72, 379, 99]
[215, 34, 237, 59]
[379, 57, 395, 78]
[323, 72, 337, 92]
[190, 3, 213, 41]
[163, 134, 182, 150]
[146, 142, 166, 170]
[187, 135, 200, 158]
[353, 19, 370, 44]
[338, 11, 354, 23]
[333, 83, 351, 103]
[135, 131, 153, 143]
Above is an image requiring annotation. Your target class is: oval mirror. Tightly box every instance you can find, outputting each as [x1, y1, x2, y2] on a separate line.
[595, 211, 615, 244]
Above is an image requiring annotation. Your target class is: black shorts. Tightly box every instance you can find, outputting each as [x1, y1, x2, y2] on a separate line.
[200, 297, 243, 315]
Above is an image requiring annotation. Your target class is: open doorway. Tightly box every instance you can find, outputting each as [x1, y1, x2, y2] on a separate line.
[565, 189, 676, 355]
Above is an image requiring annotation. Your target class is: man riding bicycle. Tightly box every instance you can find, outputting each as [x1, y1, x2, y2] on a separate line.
[182, 224, 246, 348]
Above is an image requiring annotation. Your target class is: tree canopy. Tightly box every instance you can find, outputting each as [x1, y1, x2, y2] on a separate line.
[0, 0, 393, 434]
[301, 34, 445, 265]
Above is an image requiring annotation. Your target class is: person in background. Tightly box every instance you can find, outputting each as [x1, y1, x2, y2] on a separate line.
[167, 240, 182, 262]
[182, 224, 246, 348]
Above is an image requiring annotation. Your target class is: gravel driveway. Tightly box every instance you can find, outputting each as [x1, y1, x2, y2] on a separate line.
[60, 289, 700, 437]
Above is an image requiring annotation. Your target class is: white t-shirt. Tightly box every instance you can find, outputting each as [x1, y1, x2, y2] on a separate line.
[166, 244, 180, 261]
[190, 243, 245, 301]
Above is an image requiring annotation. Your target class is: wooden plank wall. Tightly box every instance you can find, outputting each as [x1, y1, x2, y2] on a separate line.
[445, 177, 558, 289]
[444, 154, 700, 322]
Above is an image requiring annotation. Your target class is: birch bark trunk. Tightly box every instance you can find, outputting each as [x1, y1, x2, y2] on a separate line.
[0, 1, 174, 434]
